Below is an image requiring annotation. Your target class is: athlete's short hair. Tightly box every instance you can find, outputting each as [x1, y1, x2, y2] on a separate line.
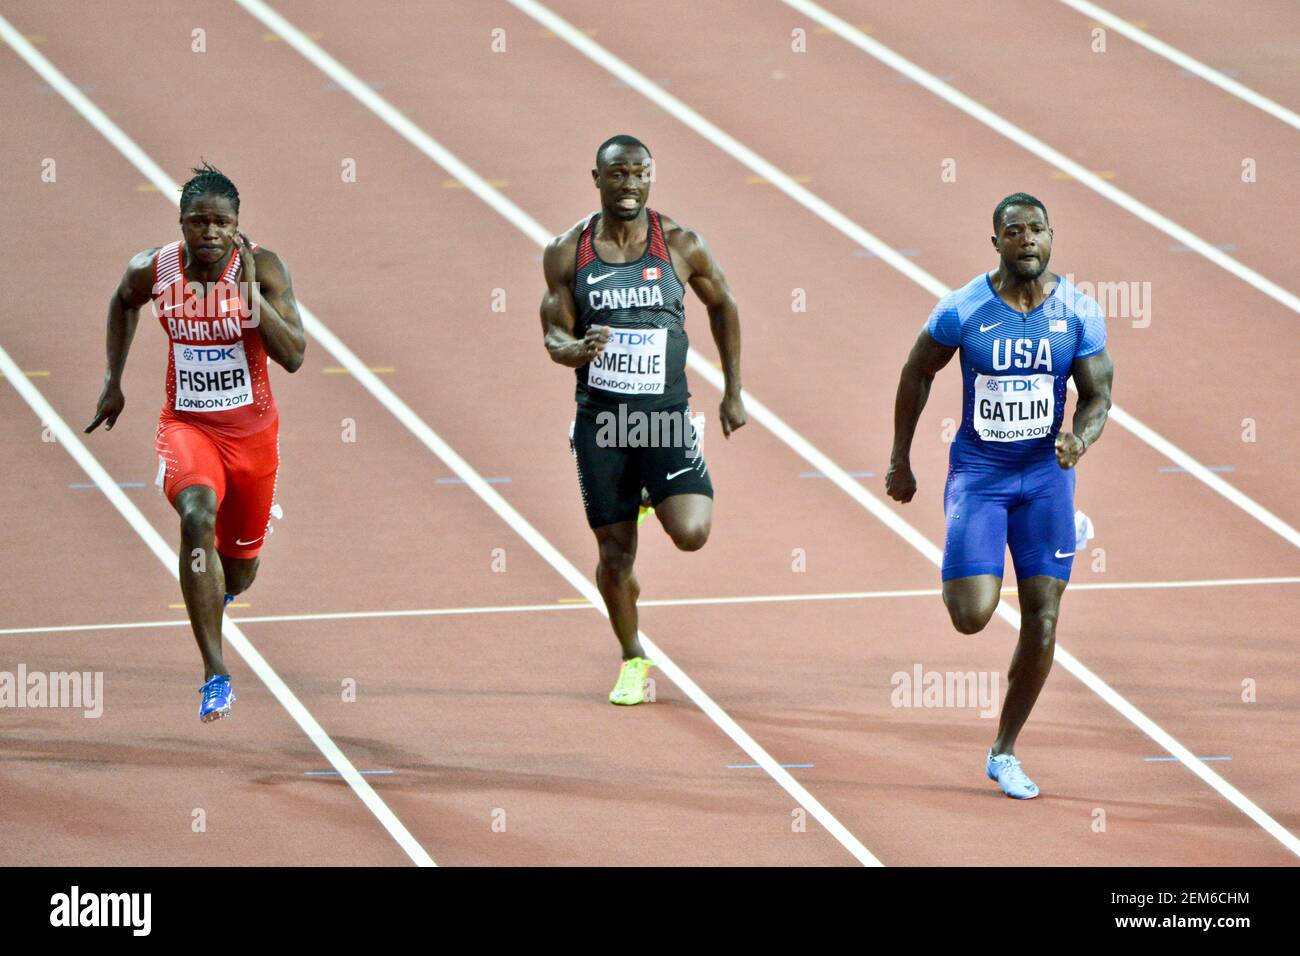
[180, 161, 240, 214]
[993, 192, 1048, 232]
[596, 134, 651, 169]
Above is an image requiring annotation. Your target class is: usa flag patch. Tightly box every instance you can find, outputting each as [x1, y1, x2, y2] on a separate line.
[643, 267, 661, 281]
[1050, 319, 1067, 333]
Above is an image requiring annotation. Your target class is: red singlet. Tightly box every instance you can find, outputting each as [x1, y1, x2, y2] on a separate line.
[151, 240, 280, 559]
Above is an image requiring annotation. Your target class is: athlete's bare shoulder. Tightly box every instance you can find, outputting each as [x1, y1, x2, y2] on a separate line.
[658, 213, 714, 281]
[542, 217, 588, 285]
[126, 246, 161, 276]
[250, 244, 290, 281]
[659, 213, 708, 256]
[119, 247, 162, 305]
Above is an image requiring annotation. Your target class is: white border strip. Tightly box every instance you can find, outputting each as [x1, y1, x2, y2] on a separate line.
[1057, 0, 1300, 133]
[5, 576, 1297, 637]
[0, 342, 436, 867]
[398, 0, 1295, 856]
[779, 0, 1300, 317]
[508, 0, 1300, 552]
[2, 8, 880, 868]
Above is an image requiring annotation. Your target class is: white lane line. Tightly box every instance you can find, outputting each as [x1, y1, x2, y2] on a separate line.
[0, 16, 444, 867]
[360, 0, 1297, 856]
[0, 344, 436, 868]
[509, 0, 1300, 553]
[6, 576, 1298, 637]
[1099, 402, 1298, 548]
[5, 4, 879, 869]
[1057, 0, 1300, 133]
[234, 0, 881, 868]
[779, 0, 1300, 318]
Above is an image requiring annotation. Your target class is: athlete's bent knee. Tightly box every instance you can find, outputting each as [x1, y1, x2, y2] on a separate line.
[223, 557, 259, 595]
[1024, 608, 1059, 648]
[597, 542, 636, 578]
[947, 601, 996, 635]
[669, 521, 710, 552]
[179, 503, 217, 543]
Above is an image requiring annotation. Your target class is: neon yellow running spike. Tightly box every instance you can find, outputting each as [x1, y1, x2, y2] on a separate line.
[637, 487, 653, 527]
[609, 657, 655, 705]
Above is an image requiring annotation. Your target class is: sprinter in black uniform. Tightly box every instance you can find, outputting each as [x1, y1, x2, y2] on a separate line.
[540, 135, 746, 705]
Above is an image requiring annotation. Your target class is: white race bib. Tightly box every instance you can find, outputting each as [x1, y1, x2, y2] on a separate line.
[973, 373, 1054, 442]
[173, 341, 253, 412]
[587, 328, 667, 396]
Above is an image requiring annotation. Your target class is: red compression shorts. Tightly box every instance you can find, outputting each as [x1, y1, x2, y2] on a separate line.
[155, 415, 279, 560]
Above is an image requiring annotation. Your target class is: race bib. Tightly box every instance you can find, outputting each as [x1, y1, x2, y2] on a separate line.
[173, 341, 253, 412]
[587, 328, 667, 396]
[973, 373, 1054, 442]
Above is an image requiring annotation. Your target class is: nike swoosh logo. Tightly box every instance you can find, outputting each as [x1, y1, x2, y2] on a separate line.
[587, 272, 616, 284]
[1054, 548, 1075, 559]
[235, 537, 263, 547]
[666, 467, 693, 480]
[979, 322, 1001, 333]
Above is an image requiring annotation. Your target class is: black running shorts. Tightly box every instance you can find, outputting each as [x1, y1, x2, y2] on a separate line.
[569, 403, 713, 529]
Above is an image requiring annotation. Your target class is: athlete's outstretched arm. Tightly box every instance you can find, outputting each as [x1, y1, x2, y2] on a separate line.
[1056, 348, 1113, 469]
[236, 235, 305, 373]
[886, 329, 957, 503]
[540, 234, 609, 368]
[678, 231, 746, 438]
[86, 249, 156, 433]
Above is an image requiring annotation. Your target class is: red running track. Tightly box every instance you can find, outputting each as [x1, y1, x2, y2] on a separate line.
[0, 0, 1295, 865]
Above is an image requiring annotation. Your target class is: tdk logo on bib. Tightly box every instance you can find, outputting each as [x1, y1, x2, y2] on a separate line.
[181, 347, 237, 363]
[614, 331, 657, 346]
[986, 377, 1043, 393]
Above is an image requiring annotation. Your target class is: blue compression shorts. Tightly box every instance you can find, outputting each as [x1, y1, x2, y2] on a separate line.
[940, 455, 1077, 583]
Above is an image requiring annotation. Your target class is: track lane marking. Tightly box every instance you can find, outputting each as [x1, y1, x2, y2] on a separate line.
[779, 0, 1300, 317]
[5, 575, 1299, 637]
[290, 0, 1298, 857]
[3, 5, 878, 868]
[1057, 0, 1300, 133]
[232, 0, 882, 869]
[0, 15, 440, 867]
[507, 0, 1300, 551]
[0, 342, 436, 867]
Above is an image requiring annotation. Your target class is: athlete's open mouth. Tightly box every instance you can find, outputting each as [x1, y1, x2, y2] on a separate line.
[617, 195, 640, 208]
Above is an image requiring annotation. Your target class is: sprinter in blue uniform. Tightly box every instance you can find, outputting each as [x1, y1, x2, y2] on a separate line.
[887, 193, 1114, 798]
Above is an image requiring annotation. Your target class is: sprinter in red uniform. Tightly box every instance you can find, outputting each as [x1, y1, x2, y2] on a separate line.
[86, 163, 306, 722]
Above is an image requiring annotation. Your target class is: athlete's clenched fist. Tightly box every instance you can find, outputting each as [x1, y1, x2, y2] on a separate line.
[885, 458, 917, 503]
[719, 391, 746, 438]
[1054, 432, 1086, 469]
[581, 324, 610, 361]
